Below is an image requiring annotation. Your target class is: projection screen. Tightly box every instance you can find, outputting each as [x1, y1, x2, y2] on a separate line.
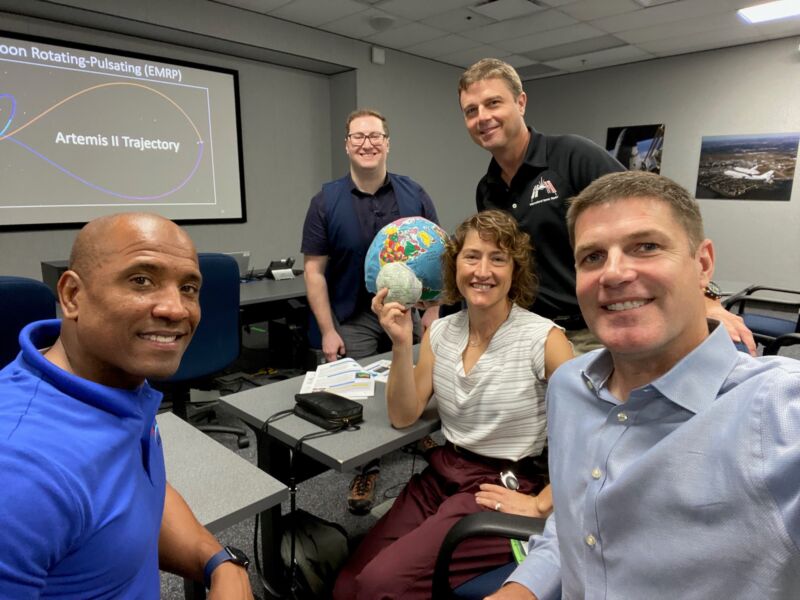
[0, 31, 246, 229]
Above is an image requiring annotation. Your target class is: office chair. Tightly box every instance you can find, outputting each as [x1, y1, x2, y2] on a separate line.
[723, 285, 800, 349]
[157, 253, 249, 448]
[763, 333, 800, 356]
[432, 512, 546, 599]
[0, 276, 57, 368]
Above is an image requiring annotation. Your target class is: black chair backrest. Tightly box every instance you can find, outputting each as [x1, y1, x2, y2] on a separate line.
[0, 276, 57, 368]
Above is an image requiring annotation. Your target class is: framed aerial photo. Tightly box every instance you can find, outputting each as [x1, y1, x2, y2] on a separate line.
[695, 132, 799, 201]
[606, 124, 665, 174]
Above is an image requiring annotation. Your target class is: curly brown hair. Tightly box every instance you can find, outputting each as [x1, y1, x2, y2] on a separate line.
[440, 210, 537, 307]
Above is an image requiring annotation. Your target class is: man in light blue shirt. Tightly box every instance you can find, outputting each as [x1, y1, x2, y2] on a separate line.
[488, 171, 800, 600]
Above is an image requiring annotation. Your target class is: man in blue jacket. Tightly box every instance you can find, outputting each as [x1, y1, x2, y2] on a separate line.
[0, 213, 253, 599]
[302, 108, 439, 514]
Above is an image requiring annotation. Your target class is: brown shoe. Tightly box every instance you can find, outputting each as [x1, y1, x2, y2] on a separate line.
[415, 435, 438, 455]
[348, 472, 378, 515]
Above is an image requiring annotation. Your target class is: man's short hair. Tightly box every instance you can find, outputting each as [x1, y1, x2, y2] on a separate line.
[458, 58, 524, 99]
[346, 108, 389, 136]
[441, 209, 537, 307]
[567, 171, 705, 252]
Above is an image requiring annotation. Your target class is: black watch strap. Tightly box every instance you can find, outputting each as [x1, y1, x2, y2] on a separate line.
[704, 280, 722, 300]
[203, 546, 250, 589]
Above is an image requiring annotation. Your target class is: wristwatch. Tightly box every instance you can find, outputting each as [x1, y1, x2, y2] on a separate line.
[704, 280, 722, 301]
[203, 546, 250, 589]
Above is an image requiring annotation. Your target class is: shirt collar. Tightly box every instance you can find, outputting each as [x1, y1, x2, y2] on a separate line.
[348, 172, 392, 196]
[19, 319, 162, 422]
[581, 320, 741, 414]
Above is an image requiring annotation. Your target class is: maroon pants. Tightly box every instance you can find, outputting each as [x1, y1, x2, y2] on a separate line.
[332, 444, 547, 600]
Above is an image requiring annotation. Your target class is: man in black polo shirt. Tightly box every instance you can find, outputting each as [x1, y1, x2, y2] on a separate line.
[458, 58, 755, 354]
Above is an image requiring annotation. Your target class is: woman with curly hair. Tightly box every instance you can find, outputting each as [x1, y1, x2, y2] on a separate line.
[333, 209, 573, 599]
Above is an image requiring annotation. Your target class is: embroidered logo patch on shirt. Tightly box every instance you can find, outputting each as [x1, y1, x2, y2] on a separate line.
[529, 177, 559, 205]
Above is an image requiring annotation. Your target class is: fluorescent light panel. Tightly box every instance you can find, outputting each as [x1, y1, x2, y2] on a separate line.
[738, 0, 800, 23]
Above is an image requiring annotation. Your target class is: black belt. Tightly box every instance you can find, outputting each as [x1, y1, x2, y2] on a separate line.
[446, 441, 547, 474]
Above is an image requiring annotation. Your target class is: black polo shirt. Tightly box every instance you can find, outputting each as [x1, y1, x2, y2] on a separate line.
[476, 127, 625, 324]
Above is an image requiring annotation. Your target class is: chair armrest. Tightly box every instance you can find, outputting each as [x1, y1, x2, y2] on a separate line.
[764, 333, 800, 356]
[724, 285, 800, 314]
[432, 512, 546, 599]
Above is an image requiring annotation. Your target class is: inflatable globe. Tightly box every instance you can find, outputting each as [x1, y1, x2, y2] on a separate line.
[365, 216, 449, 305]
[376, 262, 423, 306]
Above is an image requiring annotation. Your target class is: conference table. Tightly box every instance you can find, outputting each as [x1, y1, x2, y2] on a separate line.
[239, 274, 306, 307]
[157, 412, 289, 599]
[219, 348, 439, 591]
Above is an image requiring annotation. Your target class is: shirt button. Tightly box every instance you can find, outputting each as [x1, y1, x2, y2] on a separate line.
[617, 411, 628, 423]
[591, 468, 602, 479]
[585, 534, 597, 547]
[585, 379, 594, 390]
[512, 203, 517, 209]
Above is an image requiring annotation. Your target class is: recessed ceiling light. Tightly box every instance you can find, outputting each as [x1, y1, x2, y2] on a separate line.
[738, 0, 800, 23]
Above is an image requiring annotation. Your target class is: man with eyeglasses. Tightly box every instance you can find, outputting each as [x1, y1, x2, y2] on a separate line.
[301, 108, 439, 514]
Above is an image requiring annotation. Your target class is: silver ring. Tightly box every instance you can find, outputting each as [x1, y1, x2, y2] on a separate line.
[494, 502, 502, 512]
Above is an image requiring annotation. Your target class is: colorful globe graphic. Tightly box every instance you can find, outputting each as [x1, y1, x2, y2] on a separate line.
[365, 216, 449, 302]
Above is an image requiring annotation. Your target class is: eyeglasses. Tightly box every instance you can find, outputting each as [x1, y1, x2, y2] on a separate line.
[347, 132, 387, 145]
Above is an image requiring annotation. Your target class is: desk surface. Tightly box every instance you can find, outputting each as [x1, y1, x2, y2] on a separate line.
[239, 276, 306, 306]
[158, 412, 288, 533]
[220, 352, 439, 472]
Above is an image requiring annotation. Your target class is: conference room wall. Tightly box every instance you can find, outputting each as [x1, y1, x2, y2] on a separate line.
[0, 2, 485, 279]
[523, 37, 800, 289]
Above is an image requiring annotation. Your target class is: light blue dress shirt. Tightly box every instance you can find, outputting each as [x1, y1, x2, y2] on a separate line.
[509, 322, 800, 599]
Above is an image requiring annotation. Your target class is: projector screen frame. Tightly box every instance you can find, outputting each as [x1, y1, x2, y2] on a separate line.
[0, 28, 248, 231]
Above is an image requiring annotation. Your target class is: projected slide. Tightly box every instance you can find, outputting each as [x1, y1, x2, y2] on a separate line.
[0, 33, 245, 228]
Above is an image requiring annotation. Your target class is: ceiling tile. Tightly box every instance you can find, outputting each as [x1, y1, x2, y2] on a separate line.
[559, 0, 641, 21]
[405, 34, 481, 58]
[319, 7, 410, 38]
[268, 0, 366, 27]
[464, 9, 577, 44]
[524, 34, 627, 61]
[497, 22, 606, 53]
[635, 26, 763, 55]
[592, 0, 738, 33]
[517, 62, 565, 79]
[544, 44, 653, 71]
[365, 22, 447, 48]
[378, 0, 476, 21]
[754, 17, 800, 38]
[421, 7, 496, 33]
[468, 0, 547, 21]
[617, 11, 745, 44]
[536, 0, 576, 6]
[210, 0, 293, 13]
[438, 44, 512, 68]
[501, 54, 536, 68]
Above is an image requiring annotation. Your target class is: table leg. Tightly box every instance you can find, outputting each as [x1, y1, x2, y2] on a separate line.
[257, 431, 290, 597]
[184, 578, 206, 599]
